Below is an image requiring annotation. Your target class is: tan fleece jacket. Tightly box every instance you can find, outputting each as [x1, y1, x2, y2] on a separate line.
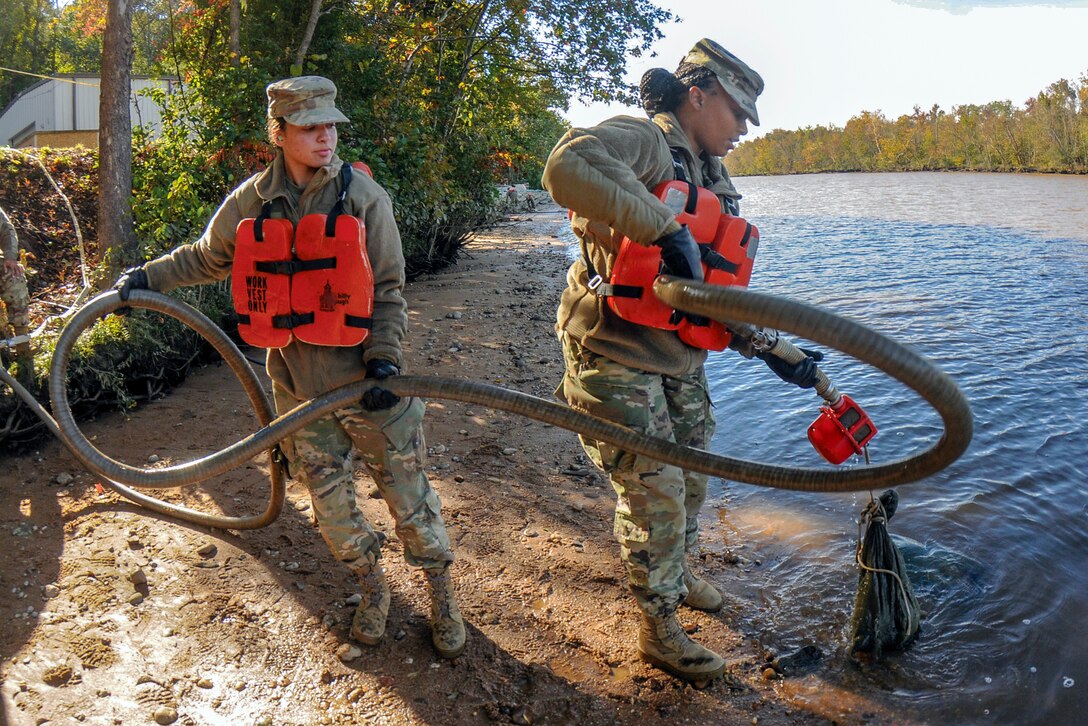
[542, 112, 740, 377]
[144, 152, 408, 401]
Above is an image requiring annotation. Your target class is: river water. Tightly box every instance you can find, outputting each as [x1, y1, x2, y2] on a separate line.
[698, 172, 1088, 724]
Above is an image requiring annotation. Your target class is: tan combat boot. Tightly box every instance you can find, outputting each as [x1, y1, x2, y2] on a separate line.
[350, 566, 390, 645]
[682, 560, 724, 613]
[637, 612, 726, 687]
[424, 567, 466, 658]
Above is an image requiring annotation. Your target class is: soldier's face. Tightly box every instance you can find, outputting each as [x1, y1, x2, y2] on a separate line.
[687, 81, 748, 158]
[279, 122, 338, 176]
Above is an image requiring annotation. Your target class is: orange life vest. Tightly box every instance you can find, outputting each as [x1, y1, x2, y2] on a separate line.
[600, 179, 721, 331]
[232, 164, 374, 348]
[677, 214, 759, 351]
[589, 177, 759, 349]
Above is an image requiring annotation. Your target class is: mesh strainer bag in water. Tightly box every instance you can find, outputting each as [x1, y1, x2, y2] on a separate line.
[849, 489, 921, 660]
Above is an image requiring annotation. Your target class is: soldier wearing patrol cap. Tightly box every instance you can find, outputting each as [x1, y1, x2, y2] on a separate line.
[682, 38, 764, 127]
[112, 76, 466, 659]
[266, 75, 350, 125]
[543, 40, 821, 685]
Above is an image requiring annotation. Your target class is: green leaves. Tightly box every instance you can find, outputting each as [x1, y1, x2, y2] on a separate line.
[32, 2, 672, 276]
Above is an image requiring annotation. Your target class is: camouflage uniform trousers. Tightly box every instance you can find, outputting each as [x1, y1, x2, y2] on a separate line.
[273, 387, 454, 576]
[1, 266, 32, 381]
[0, 265, 30, 337]
[557, 334, 716, 618]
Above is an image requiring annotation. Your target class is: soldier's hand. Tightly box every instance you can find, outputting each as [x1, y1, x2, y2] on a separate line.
[361, 359, 400, 411]
[653, 225, 709, 326]
[757, 347, 824, 389]
[112, 266, 149, 315]
[654, 225, 703, 283]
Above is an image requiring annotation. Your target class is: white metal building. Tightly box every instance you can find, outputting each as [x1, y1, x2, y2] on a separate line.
[0, 74, 176, 149]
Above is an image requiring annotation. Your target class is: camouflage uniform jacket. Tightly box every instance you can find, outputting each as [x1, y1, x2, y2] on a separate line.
[0, 206, 18, 264]
[145, 152, 408, 401]
[542, 112, 741, 377]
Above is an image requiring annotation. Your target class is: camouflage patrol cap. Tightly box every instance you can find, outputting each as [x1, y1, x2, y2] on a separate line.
[266, 76, 349, 125]
[683, 38, 764, 126]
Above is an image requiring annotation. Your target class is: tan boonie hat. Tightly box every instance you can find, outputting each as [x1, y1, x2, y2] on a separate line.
[266, 75, 349, 125]
[683, 38, 764, 126]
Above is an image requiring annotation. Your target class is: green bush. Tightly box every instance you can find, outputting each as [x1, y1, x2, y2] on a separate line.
[0, 148, 238, 452]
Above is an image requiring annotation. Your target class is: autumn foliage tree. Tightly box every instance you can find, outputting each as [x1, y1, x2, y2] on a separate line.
[727, 73, 1088, 177]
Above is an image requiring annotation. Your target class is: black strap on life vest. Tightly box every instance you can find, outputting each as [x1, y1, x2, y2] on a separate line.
[254, 258, 337, 275]
[591, 279, 643, 298]
[324, 163, 354, 237]
[253, 201, 274, 242]
[272, 312, 315, 330]
[669, 147, 687, 183]
[580, 238, 604, 293]
[237, 310, 372, 332]
[698, 244, 739, 274]
[738, 220, 753, 248]
[235, 311, 312, 329]
[697, 222, 753, 273]
[344, 314, 373, 330]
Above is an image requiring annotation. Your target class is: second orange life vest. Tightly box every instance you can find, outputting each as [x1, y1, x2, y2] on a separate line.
[589, 177, 759, 350]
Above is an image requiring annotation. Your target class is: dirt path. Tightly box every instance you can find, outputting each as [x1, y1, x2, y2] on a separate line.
[0, 202, 874, 725]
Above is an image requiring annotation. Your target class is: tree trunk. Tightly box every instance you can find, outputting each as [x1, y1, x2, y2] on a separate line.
[229, 0, 241, 65]
[98, 0, 137, 281]
[294, 0, 324, 72]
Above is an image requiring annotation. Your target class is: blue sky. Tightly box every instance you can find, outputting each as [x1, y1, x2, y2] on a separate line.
[563, 0, 1088, 137]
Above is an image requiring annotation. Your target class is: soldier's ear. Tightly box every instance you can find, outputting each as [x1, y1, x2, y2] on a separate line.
[687, 85, 706, 111]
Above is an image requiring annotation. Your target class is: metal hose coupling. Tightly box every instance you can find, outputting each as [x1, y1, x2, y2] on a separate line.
[1, 333, 33, 350]
[720, 320, 841, 405]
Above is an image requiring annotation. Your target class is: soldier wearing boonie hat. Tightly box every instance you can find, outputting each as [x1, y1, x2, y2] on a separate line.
[265, 75, 350, 125]
[111, 74, 466, 661]
[544, 39, 823, 687]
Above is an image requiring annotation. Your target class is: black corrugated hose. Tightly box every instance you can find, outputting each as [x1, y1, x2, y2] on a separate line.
[0, 281, 972, 530]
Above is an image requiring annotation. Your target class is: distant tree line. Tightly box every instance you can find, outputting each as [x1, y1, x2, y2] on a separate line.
[726, 75, 1088, 176]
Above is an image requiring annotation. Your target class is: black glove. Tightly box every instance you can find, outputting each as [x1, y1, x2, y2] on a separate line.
[112, 266, 149, 315]
[758, 347, 824, 389]
[653, 225, 704, 283]
[653, 225, 708, 326]
[361, 358, 400, 411]
[114, 266, 149, 300]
